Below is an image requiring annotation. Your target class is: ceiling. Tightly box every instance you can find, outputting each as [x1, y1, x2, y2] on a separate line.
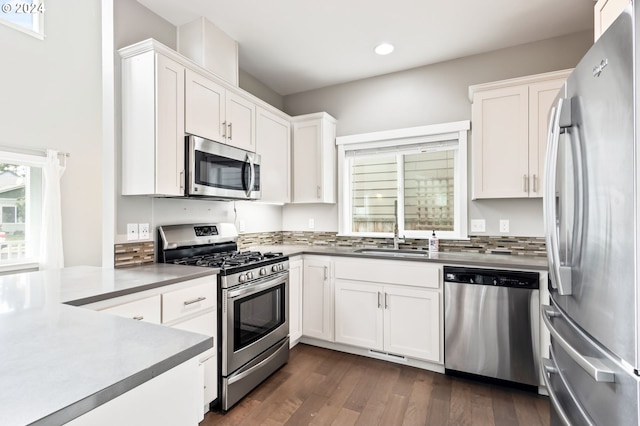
[136, 0, 594, 96]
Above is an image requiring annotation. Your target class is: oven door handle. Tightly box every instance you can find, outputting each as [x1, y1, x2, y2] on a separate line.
[227, 272, 288, 299]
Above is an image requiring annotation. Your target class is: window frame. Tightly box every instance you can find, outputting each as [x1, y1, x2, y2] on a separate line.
[0, 149, 45, 269]
[337, 120, 470, 240]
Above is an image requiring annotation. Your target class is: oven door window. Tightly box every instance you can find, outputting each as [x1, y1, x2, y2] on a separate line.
[195, 150, 260, 191]
[234, 282, 285, 351]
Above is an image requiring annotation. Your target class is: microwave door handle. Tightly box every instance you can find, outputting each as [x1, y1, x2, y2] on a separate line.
[245, 153, 255, 198]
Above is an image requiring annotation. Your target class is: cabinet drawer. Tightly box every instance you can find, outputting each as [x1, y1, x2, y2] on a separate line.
[172, 311, 217, 355]
[334, 259, 441, 289]
[162, 278, 216, 324]
[101, 295, 161, 324]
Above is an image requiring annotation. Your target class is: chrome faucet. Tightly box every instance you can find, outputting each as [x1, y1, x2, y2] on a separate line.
[393, 200, 404, 249]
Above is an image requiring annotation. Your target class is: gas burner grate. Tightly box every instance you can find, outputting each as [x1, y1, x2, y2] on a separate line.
[170, 250, 285, 270]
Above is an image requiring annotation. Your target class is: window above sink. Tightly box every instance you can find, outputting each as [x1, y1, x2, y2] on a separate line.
[337, 121, 470, 240]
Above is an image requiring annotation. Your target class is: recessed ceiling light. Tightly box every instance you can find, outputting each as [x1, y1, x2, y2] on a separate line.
[374, 43, 394, 55]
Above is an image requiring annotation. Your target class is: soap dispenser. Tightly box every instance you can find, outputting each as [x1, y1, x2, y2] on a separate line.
[429, 230, 439, 252]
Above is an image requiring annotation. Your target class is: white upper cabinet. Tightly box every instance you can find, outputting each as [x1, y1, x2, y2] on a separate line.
[121, 49, 185, 196]
[119, 39, 288, 198]
[291, 112, 337, 203]
[185, 69, 256, 152]
[185, 69, 226, 144]
[256, 107, 291, 203]
[594, 0, 630, 41]
[470, 70, 569, 199]
[225, 91, 256, 152]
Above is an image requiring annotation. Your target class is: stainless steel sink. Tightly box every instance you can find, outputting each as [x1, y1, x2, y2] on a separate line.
[353, 248, 431, 257]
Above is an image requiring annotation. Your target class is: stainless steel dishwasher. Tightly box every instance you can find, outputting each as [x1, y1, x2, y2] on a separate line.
[444, 266, 540, 388]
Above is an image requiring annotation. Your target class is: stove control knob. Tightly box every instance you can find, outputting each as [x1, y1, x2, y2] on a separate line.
[247, 272, 254, 280]
[239, 274, 247, 283]
[260, 268, 267, 276]
[272, 265, 278, 272]
[279, 264, 284, 271]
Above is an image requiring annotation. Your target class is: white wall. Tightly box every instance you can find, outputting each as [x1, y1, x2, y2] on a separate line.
[239, 70, 285, 111]
[283, 31, 593, 237]
[0, 0, 103, 266]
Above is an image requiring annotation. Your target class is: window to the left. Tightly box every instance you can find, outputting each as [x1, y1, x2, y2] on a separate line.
[0, 0, 45, 39]
[0, 156, 42, 266]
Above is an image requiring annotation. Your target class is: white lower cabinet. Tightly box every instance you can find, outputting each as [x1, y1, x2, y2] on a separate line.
[334, 280, 383, 350]
[85, 276, 217, 420]
[100, 294, 161, 324]
[334, 280, 441, 363]
[383, 285, 440, 362]
[171, 311, 217, 415]
[332, 257, 443, 364]
[289, 256, 303, 346]
[302, 257, 333, 341]
[67, 357, 200, 426]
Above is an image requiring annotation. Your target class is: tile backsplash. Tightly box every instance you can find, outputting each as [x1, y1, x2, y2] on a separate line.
[238, 231, 546, 257]
[115, 232, 546, 267]
[114, 242, 155, 268]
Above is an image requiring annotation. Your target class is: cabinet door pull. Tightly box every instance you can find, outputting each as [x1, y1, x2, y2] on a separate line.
[179, 170, 185, 190]
[323, 266, 328, 281]
[523, 174, 529, 192]
[183, 296, 206, 306]
[133, 316, 144, 321]
[317, 185, 321, 199]
[533, 174, 538, 193]
[222, 121, 227, 138]
[228, 123, 233, 140]
[377, 291, 382, 308]
[384, 293, 389, 309]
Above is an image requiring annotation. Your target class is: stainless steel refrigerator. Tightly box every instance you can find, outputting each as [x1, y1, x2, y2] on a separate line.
[543, 4, 640, 425]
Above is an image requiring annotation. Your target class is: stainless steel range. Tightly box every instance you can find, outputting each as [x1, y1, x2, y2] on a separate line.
[157, 223, 289, 411]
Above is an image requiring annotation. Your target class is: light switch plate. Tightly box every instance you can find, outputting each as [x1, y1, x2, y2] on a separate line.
[239, 220, 246, 233]
[499, 219, 510, 233]
[308, 218, 315, 229]
[127, 223, 139, 241]
[470, 219, 486, 233]
[139, 223, 150, 240]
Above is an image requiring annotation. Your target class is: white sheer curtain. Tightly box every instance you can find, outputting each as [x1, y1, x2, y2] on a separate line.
[39, 149, 66, 270]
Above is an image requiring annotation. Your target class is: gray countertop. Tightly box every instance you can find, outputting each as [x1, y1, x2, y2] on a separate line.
[54, 264, 219, 306]
[252, 245, 548, 270]
[0, 264, 216, 426]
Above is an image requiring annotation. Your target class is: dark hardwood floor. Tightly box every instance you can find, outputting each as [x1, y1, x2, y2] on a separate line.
[200, 344, 550, 426]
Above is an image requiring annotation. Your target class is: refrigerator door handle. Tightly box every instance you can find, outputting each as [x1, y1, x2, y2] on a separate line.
[541, 358, 576, 426]
[544, 99, 572, 295]
[542, 304, 615, 382]
[542, 355, 595, 426]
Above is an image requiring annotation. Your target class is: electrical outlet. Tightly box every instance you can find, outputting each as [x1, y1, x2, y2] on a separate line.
[470, 219, 486, 233]
[499, 219, 510, 233]
[127, 223, 139, 241]
[308, 218, 315, 229]
[139, 223, 150, 240]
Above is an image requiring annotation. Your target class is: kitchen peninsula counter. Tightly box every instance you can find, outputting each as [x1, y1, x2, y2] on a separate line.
[0, 264, 216, 425]
[252, 244, 548, 270]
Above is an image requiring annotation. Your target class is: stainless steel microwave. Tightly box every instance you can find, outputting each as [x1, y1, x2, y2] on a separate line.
[186, 135, 261, 200]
